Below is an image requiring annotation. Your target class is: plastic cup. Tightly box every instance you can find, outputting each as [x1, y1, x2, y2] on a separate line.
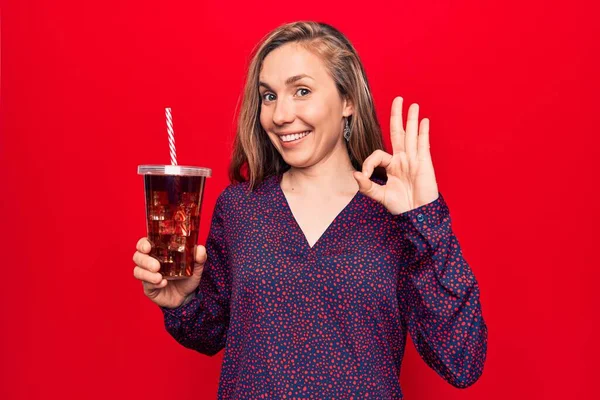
[137, 165, 212, 280]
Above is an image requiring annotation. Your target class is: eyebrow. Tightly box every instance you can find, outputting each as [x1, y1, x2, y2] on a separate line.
[258, 74, 313, 91]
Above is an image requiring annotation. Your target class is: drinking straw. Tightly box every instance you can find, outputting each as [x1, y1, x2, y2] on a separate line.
[165, 107, 182, 214]
[165, 107, 177, 166]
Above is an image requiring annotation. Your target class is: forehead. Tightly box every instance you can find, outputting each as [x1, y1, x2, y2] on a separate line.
[259, 42, 328, 84]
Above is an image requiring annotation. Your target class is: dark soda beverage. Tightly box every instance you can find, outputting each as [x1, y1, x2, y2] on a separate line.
[138, 165, 211, 280]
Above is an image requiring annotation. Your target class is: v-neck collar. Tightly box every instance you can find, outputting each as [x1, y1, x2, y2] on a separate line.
[273, 173, 362, 252]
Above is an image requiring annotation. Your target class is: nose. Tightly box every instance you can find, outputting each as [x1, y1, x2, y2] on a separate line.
[272, 97, 295, 126]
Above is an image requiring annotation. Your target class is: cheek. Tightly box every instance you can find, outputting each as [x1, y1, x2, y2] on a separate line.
[309, 109, 339, 140]
[298, 103, 331, 130]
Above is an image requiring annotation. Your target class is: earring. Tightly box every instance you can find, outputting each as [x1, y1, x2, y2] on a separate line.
[343, 117, 351, 141]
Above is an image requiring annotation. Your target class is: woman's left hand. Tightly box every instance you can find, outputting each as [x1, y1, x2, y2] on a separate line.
[353, 96, 439, 215]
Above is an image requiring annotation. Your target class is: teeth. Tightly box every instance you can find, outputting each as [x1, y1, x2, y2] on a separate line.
[281, 131, 310, 142]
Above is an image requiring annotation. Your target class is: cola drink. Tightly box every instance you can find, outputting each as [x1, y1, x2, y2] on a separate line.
[138, 165, 211, 279]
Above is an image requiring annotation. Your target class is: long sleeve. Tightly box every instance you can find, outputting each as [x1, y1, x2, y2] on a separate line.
[159, 190, 232, 356]
[395, 192, 488, 388]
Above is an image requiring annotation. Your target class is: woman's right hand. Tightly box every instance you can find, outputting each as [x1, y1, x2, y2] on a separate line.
[132, 237, 206, 309]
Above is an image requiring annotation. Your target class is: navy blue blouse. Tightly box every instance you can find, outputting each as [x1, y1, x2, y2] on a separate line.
[160, 173, 487, 399]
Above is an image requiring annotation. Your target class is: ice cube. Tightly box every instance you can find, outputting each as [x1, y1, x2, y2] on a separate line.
[150, 205, 166, 221]
[182, 192, 199, 205]
[168, 235, 187, 252]
[152, 191, 169, 206]
[151, 246, 169, 263]
[159, 220, 175, 235]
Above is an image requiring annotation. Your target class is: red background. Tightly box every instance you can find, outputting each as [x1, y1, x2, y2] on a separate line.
[2, 1, 599, 399]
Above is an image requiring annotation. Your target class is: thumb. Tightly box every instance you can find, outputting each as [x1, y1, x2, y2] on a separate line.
[191, 245, 207, 280]
[192, 261, 204, 280]
[353, 171, 384, 204]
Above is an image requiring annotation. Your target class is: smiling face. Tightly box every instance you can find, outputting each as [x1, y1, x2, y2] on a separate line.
[259, 42, 353, 169]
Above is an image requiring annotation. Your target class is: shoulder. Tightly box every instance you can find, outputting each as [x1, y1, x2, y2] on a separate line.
[215, 175, 278, 209]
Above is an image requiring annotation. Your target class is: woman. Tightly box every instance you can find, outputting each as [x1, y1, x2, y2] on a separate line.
[133, 21, 487, 399]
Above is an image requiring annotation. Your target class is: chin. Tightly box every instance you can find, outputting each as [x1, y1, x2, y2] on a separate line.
[281, 154, 314, 169]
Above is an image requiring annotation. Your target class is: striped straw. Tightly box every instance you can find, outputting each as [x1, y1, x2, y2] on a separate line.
[165, 107, 177, 166]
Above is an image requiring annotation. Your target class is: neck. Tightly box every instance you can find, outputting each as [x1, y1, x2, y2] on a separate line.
[282, 142, 358, 196]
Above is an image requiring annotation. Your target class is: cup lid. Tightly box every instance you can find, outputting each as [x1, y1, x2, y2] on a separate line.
[137, 164, 212, 177]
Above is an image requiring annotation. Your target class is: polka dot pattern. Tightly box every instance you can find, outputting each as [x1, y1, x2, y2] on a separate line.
[160, 173, 487, 399]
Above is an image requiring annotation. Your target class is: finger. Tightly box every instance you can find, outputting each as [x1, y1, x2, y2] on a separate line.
[195, 245, 207, 264]
[390, 96, 405, 154]
[353, 171, 385, 204]
[132, 252, 160, 272]
[143, 279, 168, 291]
[133, 265, 164, 285]
[417, 118, 431, 160]
[405, 103, 419, 159]
[362, 149, 393, 178]
[136, 237, 152, 254]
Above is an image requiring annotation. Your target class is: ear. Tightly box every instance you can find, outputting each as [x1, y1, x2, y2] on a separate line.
[342, 96, 354, 118]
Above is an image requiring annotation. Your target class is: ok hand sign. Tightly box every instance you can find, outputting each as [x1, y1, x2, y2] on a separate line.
[353, 97, 439, 215]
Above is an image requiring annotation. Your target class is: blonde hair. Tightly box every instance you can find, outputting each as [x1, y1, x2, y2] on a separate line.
[229, 21, 387, 190]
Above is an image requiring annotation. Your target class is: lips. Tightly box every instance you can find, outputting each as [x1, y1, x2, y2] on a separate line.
[276, 130, 311, 136]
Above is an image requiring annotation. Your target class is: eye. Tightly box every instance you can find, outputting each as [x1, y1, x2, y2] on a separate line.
[296, 88, 311, 97]
[261, 92, 276, 102]
[260, 88, 311, 103]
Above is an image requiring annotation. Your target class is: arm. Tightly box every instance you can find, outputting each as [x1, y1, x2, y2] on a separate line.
[395, 192, 488, 388]
[159, 191, 232, 356]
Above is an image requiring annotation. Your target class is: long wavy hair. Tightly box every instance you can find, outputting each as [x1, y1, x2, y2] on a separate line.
[229, 21, 387, 190]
